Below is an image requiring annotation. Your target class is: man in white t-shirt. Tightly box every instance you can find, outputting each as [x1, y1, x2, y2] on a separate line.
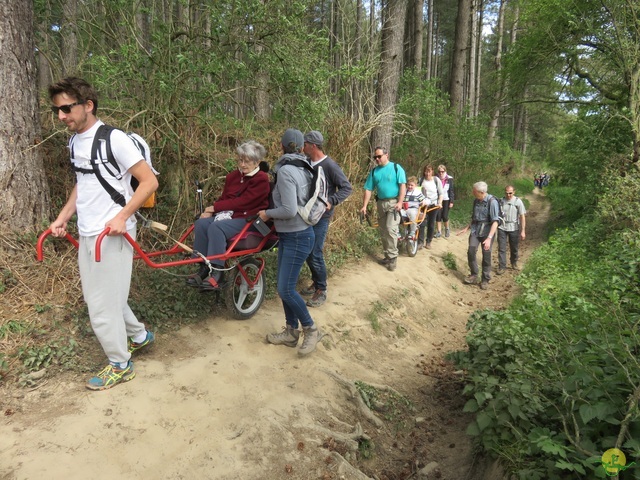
[48, 77, 158, 390]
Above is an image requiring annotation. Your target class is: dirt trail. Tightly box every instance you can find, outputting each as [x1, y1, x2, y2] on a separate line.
[0, 190, 549, 480]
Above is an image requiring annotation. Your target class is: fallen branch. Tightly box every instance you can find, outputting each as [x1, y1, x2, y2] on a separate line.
[306, 422, 371, 452]
[323, 369, 384, 428]
[326, 451, 374, 480]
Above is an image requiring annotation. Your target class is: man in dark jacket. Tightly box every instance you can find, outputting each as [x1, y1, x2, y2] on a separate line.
[300, 130, 353, 307]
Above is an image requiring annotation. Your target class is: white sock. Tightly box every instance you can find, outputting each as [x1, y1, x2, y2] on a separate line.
[132, 331, 148, 344]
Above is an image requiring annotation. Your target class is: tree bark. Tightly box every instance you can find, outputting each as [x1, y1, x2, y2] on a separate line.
[487, 0, 506, 142]
[449, 0, 472, 116]
[0, 1, 50, 232]
[426, 0, 434, 79]
[371, 0, 409, 151]
[62, 0, 78, 76]
[413, 0, 424, 72]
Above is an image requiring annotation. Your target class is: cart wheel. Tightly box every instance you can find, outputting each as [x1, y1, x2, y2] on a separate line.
[407, 237, 418, 257]
[224, 258, 266, 320]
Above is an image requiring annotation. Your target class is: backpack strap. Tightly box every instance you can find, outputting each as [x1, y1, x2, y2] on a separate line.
[87, 125, 126, 207]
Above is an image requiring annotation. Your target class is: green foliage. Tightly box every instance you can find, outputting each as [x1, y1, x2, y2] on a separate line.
[395, 73, 516, 189]
[453, 216, 640, 479]
[367, 301, 386, 333]
[442, 252, 458, 271]
[19, 339, 78, 372]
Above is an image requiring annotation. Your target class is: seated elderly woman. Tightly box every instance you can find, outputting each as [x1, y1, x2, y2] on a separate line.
[187, 140, 270, 289]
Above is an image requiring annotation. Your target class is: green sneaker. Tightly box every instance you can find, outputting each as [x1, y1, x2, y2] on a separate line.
[86, 361, 135, 391]
[129, 330, 155, 354]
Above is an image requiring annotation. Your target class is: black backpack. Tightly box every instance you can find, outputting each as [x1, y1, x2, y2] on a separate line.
[71, 124, 158, 208]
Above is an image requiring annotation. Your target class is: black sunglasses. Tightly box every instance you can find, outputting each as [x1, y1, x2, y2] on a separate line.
[51, 101, 84, 115]
[373, 155, 383, 159]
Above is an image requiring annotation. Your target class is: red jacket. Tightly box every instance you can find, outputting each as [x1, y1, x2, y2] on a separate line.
[212, 169, 270, 218]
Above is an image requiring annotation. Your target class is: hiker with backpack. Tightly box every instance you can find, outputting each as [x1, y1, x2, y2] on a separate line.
[300, 130, 353, 308]
[359, 147, 407, 271]
[418, 164, 443, 250]
[496, 185, 526, 275]
[186, 141, 270, 290]
[435, 164, 455, 238]
[457, 181, 500, 290]
[48, 77, 158, 390]
[258, 129, 322, 356]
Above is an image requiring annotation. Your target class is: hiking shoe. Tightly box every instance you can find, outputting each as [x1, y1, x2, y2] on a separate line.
[435, 231, 441, 238]
[445, 228, 450, 238]
[86, 361, 135, 391]
[129, 331, 155, 354]
[464, 275, 478, 284]
[387, 257, 397, 271]
[378, 257, 392, 266]
[300, 284, 316, 296]
[480, 281, 489, 290]
[266, 326, 300, 347]
[298, 325, 320, 356]
[186, 264, 210, 287]
[306, 290, 327, 307]
[512, 262, 520, 270]
[426, 242, 432, 249]
[496, 268, 506, 275]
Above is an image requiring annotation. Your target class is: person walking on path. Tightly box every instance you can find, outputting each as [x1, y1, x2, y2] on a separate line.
[48, 77, 158, 390]
[457, 181, 500, 290]
[359, 147, 407, 271]
[418, 164, 443, 250]
[435, 164, 454, 238]
[300, 130, 352, 308]
[258, 129, 321, 356]
[496, 185, 526, 274]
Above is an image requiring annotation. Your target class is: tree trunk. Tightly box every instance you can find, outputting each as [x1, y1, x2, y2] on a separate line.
[449, 0, 472, 116]
[474, 1, 483, 117]
[254, 42, 270, 121]
[487, 0, 506, 142]
[426, 0, 433, 79]
[61, 0, 78, 76]
[413, 0, 424, 72]
[0, 1, 50, 232]
[371, 0, 409, 151]
[467, 0, 479, 118]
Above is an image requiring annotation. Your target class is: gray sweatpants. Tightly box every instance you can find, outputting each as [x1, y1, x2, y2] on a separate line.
[78, 228, 146, 365]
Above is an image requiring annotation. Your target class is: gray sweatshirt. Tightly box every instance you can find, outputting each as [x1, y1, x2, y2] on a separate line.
[266, 153, 313, 233]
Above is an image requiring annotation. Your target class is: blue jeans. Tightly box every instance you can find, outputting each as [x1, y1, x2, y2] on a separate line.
[306, 216, 330, 291]
[277, 228, 315, 329]
[193, 217, 247, 267]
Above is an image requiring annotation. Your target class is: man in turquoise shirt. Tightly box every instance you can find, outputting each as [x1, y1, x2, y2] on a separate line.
[360, 146, 407, 271]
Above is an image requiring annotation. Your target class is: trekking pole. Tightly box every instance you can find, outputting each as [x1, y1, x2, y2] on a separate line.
[195, 179, 204, 219]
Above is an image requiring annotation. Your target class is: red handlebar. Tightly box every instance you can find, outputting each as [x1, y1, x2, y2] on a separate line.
[36, 229, 79, 261]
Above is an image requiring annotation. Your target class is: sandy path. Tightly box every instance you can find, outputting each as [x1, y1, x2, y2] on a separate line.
[0, 190, 549, 480]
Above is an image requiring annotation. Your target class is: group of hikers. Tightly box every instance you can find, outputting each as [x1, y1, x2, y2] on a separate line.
[361, 152, 526, 290]
[534, 172, 550, 188]
[46, 76, 527, 391]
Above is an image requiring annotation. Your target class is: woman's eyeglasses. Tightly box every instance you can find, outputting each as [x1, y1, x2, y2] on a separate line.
[51, 102, 84, 115]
